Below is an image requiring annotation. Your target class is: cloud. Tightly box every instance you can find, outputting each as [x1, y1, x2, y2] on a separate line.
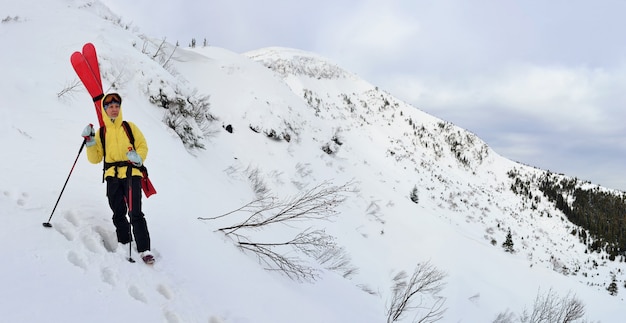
[325, 2, 420, 55]
[376, 60, 626, 190]
[385, 62, 626, 134]
[488, 65, 613, 131]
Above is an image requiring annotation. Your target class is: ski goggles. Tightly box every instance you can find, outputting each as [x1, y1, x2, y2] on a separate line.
[103, 93, 122, 109]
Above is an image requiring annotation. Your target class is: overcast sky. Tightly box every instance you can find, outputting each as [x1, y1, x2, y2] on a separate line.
[100, 0, 626, 191]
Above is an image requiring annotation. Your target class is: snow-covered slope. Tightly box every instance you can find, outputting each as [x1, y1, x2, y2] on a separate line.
[0, 1, 624, 322]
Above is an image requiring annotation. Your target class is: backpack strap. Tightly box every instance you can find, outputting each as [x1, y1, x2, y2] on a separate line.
[121, 121, 135, 149]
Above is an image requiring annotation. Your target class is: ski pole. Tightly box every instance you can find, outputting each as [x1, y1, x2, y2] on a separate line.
[126, 163, 135, 263]
[43, 139, 87, 228]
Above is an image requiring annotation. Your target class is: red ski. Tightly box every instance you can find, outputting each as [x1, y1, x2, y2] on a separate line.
[81, 43, 102, 90]
[70, 43, 104, 127]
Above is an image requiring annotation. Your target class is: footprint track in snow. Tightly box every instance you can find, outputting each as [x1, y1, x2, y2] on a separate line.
[64, 211, 80, 227]
[79, 225, 118, 254]
[54, 213, 184, 321]
[101, 267, 116, 286]
[54, 222, 75, 241]
[81, 233, 105, 253]
[128, 281, 175, 303]
[2, 190, 29, 206]
[157, 284, 173, 300]
[128, 285, 148, 303]
[67, 251, 87, 270]
[54, 206, 118, 253]
[163, 310, 181, 323]
[93, 225, 117, 252]
[15, 192, 28, 206]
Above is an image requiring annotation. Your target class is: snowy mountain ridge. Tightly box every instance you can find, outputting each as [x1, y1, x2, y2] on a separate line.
[175, 42, 626, 313]
[243, 45, 616, 276]
[1, 0, 625, 322]
[246, 47, 357, 80]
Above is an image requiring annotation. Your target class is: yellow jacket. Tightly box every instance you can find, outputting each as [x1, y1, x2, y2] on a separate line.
[86, 98, 148, 179]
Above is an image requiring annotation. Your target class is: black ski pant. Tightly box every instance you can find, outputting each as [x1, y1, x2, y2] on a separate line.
[106, 175, 151, 253]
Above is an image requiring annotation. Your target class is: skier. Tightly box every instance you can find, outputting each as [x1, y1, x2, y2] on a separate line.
[80, 93, 154, 264]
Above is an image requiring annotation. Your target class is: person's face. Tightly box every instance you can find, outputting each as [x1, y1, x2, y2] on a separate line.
[106, 103, 120, 118]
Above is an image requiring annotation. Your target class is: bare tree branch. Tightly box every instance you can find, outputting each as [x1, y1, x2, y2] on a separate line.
[162, 42, 179, 68]
[498, 288, 588, 323]
[521, 288, 586, 323]
[152, 37, 167, 59]
[387, 261, 448, 323]
[210, 181, 351, 235]
[198, 196, 270, 221]
[57, 79, 82, 98]
[199, 181, 355, 281]
[239, 238, 318, 281]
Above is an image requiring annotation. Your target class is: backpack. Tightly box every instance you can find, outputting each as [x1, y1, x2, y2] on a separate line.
[99, 121, 157, 197]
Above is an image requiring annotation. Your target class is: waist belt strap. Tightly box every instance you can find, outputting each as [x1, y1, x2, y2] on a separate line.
[102, 161, 147, 182]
